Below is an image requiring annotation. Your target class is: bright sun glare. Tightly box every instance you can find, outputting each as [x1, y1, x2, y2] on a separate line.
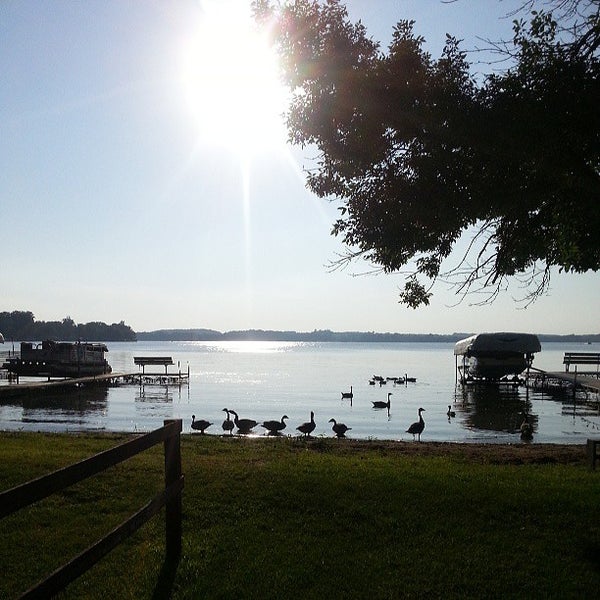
[180, 1, 289, 157]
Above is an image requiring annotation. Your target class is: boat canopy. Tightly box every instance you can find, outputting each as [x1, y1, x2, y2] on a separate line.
[454, 332, 541, 357]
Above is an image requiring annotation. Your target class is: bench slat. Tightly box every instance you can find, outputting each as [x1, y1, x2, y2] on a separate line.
[134, 357, 174, 366]
[563, 352, 600, 371]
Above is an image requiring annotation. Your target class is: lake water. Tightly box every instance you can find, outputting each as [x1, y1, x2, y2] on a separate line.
[1, 341, 599, 444]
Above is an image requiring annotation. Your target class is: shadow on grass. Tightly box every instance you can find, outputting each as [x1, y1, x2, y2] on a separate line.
[151, 555, 180, 600]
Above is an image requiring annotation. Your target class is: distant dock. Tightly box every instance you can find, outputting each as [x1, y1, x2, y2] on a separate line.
[0, 356, 190, 399]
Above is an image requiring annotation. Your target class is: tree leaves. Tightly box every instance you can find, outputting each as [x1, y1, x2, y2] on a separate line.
[254, 0, 600, 307]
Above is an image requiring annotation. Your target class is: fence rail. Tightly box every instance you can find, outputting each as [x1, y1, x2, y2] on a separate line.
[0, 419, 183, 599]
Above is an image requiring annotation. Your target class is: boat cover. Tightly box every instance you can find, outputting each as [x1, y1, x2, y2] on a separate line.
[454, 332, 541, 356]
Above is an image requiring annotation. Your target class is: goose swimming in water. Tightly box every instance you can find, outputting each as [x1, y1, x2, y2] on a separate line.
[222, 408, 234, 435]
[261, 415, 289, 435]
[297, 411, 316, 437]
[191, 415, 212, 434]
[328, 418, 351, 438]
[372, 393, 392, 410]
[520, 412, 533, 440]
[407, 408, 425, 441]
[229, 410, 258, 434]
[341, 386, 353, 400]
[447, 405, 456, 418]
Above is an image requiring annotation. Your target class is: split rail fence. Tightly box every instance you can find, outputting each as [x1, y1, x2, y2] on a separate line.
[0, 419, 184, 598]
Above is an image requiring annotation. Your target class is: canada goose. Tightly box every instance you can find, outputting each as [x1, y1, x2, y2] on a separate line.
[447, 405, 456, 418]
[520, 413, 533, 440]
[261, 415, 289, 435]
[297, 411, 316, 437]
[372, 392, 392, 409]
[405, 374, 417, 383]
[229, 410, 257, 434]
[341, 386, 353, 400]
[191, 415, 212, 434]
[222, 408, 234, 435]
[328, 418, 351, 438]
[407, 408, 425, 441]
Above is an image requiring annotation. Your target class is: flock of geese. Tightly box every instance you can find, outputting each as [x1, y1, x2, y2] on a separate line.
[190, 384, 535, 441]
[191, 393, 428, 440]
[192, 404, 534, 441]
[191, 396, 533, 441]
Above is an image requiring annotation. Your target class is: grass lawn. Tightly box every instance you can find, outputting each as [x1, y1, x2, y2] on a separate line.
[1, 432, 599, 599]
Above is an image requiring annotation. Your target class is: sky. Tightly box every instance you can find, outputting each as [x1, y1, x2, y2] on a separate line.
[1, 0, 597, 335]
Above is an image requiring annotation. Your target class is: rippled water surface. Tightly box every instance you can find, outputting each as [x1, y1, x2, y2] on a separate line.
[1, 341, 599, 443]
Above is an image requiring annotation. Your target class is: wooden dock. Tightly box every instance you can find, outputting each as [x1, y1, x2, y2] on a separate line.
[0, 354, 191, 399]
[528, 368, 600, 394]
[0, 372, 134, 398]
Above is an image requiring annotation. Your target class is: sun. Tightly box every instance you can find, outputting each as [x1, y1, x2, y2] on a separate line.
[179, 0, 289, 158]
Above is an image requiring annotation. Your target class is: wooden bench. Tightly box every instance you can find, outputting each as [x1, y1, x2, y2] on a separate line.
[134, 356, 174, 374]
[563, 352, 600, 372]
[588, 439, 600, 470]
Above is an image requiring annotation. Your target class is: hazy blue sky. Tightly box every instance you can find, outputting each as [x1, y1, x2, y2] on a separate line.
[2, 1, 597, 334]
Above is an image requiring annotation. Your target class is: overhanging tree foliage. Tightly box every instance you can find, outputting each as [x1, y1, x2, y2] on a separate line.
[254, 0, 600, 307]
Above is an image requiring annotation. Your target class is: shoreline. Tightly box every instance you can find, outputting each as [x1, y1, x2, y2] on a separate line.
[0, 429, 589, 466]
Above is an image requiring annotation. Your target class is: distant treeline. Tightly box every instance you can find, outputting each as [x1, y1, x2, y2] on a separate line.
[0, 311, 136, 342]
[136, 328, 600, 344]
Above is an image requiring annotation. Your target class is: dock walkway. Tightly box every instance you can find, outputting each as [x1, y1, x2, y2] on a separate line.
[528, 368, 600, 394]
[0, 372, 134, 399]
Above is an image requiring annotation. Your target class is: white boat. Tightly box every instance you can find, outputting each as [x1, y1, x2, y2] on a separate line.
[454, 332, 541, 383]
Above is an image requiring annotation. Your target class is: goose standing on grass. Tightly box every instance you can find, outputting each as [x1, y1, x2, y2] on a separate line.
[520, 412, 533, 440]
[372, 392, 392, 410]
[447, 405, 456, 418]
[191, 415, 212, 434]
[328, 418, 351, 438]
[297, 411, 316, 437]
[261, 415, 289, 435]
[221, 408, 234, 435]
[229, 410, 258, 434]
[407, 408, 425, 441]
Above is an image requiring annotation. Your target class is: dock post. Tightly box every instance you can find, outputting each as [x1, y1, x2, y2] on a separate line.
[588, 439, 599, 470]
[164, 419, 183, 560]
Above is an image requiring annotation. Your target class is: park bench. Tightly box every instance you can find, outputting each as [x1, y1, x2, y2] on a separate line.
[563, 352, 600, 373]
[134, 356, 174, 374]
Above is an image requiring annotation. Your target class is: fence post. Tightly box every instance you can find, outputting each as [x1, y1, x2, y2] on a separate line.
[164, 419, 182, 560]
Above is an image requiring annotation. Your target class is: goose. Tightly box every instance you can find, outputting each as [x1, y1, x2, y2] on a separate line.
[372, 392, 392, 409]
[341, 386, 353, 400]
[261, 415, 289, 435]
[191, 415, 212, 434]
[229, 410, 258, 434]
[328, 418, 351, 438]
[520, 413, 533, 440]
[405, 374, 417, 383]
[447, 405, 456, 418]
[407, 407, 425, 441]
[297, 411, 316, 437]
[221, 408, 234, 435]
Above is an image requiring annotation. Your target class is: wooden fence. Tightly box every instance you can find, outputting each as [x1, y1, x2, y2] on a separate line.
[0, 419, 184, 599]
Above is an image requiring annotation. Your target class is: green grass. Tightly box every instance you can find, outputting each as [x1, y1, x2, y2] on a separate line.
[1, 433, 599, 599]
